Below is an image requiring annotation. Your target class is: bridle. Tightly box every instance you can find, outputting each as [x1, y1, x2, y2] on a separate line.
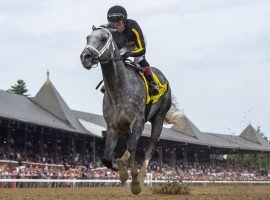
[85, 27, 116, 64]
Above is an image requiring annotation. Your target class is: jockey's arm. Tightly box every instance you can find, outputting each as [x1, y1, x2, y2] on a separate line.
[129, 21, 146, 57]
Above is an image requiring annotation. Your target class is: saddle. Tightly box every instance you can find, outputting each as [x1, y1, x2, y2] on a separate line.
[96, 60, 168, 105]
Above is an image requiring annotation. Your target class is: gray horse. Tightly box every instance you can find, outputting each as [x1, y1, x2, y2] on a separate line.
[80, 27, 172, 194]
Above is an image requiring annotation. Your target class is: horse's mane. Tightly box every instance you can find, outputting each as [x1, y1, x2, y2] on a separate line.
[111, 31, 126, 50]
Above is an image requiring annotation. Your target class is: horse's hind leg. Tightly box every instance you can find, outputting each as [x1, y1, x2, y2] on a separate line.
[127, 118, 144, 194]
[138, 112, 166, 182]
[102, 129, 120, 171]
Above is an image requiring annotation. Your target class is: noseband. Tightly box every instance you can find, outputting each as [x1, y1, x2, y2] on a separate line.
[85, 27, 116, 64]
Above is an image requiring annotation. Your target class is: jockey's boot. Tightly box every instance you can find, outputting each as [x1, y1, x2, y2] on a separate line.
[144, 66, 159, 96]
[148, 76, 159, 96]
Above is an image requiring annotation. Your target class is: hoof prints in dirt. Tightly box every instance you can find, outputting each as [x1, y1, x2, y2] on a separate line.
[1, 185, 270, 200]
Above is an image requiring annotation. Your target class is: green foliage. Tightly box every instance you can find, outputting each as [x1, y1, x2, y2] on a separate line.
[227, 154, 269, 169]
[152, 181, 190, 195]
[8, 79, 29, 96]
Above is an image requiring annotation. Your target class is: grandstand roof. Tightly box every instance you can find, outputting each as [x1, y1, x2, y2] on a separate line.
[240, 124, 262, 144]
[0, 73, 270, 152]
[32, 71, 73, 126]
[0, 89, 77, 133]
[171, 114, 199, 138]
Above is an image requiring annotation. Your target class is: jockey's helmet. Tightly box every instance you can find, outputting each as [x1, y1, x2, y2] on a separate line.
[107, 5, 127, 22]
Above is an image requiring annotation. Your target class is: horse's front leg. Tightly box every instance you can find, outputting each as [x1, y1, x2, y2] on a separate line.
[102, 129, 120, 171]
[117, 150, 130, 183]
[127, 118, 144, 195]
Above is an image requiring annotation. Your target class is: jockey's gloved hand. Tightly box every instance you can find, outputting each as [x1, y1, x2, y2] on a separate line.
[121, 52, 130, 61]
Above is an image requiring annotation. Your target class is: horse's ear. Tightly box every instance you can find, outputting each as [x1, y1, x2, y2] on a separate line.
[92, 25, 97, 30]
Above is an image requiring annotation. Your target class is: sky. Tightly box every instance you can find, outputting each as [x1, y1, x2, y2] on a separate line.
[0, 0, 269, 137]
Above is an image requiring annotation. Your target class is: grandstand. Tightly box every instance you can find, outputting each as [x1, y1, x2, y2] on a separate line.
[0, 72, 270, 174]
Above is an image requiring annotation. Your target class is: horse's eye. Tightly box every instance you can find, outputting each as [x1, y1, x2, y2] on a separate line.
[100, 37, 107, 43]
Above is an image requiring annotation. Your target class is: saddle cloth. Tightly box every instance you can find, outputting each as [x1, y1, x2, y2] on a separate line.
[124, 60, 168, 105]
[139, 71, 168, 105]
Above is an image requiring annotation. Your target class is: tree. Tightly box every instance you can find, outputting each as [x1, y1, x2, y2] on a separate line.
[227, 153, 269, 170]
[8, 79, 29, 96]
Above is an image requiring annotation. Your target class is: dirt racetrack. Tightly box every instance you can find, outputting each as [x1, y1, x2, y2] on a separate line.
[1, 185, 270, 200]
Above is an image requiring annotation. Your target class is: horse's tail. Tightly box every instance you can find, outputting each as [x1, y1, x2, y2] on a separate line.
[164, 95, 183, 124]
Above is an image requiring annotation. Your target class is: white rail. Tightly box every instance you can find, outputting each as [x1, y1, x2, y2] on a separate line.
[1, 179, 270, 184]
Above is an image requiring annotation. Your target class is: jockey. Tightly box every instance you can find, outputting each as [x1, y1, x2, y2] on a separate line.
[107, 5, 159, 95]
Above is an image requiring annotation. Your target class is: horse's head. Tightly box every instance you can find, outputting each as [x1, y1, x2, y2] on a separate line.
[80, 26, 117, 70]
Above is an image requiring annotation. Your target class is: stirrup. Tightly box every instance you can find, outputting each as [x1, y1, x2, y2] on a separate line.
[149, 83, 159, 96]
[100, 86, 105, 94]
[96, 80, 105, 94]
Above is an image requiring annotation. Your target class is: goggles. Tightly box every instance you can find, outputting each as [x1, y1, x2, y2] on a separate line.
[108, 13, 125, 22]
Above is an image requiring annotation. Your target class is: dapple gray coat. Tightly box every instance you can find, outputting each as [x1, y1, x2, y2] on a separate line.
[80, 27, 171, 194]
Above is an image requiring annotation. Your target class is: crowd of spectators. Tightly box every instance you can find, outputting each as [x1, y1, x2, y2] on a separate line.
[0, 159, 269, 181]
[0, 134, 269, 181]
[0, 161, 118, 180]
[0, 135, 90, 165]
[148, 161, 269, 181]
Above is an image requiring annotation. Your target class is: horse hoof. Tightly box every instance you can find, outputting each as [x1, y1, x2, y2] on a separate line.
[131, 180, 141, 195]
[119, 167, 128, 183]
[117, 159, 128, 183]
